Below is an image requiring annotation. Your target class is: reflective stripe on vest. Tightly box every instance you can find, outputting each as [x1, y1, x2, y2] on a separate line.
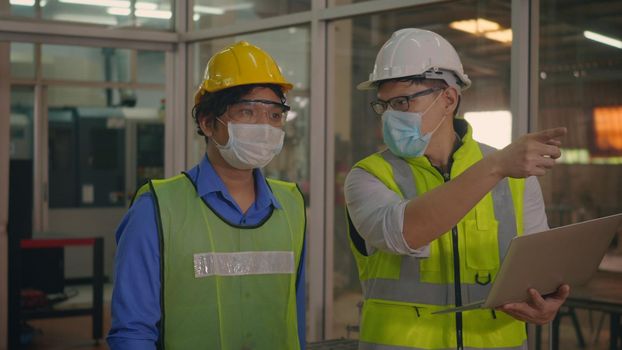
[360, 147, 518, 305]
[358, 341, 528, 350]
[193, 251, 295, 278]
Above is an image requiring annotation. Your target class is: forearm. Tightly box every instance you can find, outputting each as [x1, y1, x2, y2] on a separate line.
[345, 168, 430, 255]
[404, 156, 503, 248]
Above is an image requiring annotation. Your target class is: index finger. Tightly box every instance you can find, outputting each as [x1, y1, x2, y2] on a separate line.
[532, 127, 567, 142]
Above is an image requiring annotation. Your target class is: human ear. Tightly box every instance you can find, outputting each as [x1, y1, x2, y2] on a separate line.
[444, 87, 459, 115]
[198, 115, 214, 137]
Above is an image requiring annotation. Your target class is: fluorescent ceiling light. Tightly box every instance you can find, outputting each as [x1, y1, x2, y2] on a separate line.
[194, 5, 225, 15]
[449, 18, 500, 34]
[135, 9, 172, 19]
[107, 7, 130, 15]
[464, 111, 512, 149]
[193, 14, 200, 21]
[135, 2, 158, 10]
[59, 0, 130, 8]
[584, 30, 622, 49]
[450, 18, 512, 43]
[221, 3, 253, 11]
[484, 29, 513, 43]
[194, 3, 253, 15]
[40, 0, 47, 6]
[10, 0, 35, 5]
[52, 13, 118, 25]
[10, 0, 35, 6]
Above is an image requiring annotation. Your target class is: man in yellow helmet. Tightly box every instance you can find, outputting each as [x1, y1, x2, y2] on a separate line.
[345, 28, 569, 349]
[107, 41, 306, 350]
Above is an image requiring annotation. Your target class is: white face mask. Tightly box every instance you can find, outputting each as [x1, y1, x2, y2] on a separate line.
[214, 120, 285, 170]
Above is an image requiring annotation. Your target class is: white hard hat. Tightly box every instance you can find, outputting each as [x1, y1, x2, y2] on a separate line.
[357, 28, 471, 91]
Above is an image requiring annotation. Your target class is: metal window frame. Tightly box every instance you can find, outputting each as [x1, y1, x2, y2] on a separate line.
[0, 19, 177, 47]
[308, 0, 328, 341]
[511, 1, 541, 348]
[0, 39, 11, 350]
[0, 0, 538, 346]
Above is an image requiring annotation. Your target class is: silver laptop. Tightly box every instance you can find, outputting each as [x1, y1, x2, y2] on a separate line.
[433, 213, 622, 314]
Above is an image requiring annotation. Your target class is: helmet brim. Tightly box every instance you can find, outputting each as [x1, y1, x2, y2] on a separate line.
[356, 80, 375, 91]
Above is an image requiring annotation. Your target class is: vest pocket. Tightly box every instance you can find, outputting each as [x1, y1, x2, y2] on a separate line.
[464, 219, 500, 284]
[360, 299, 456, 349]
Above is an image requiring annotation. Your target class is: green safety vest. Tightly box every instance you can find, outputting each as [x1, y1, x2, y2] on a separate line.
[135, 173, 305, 350]
[348, 126, 527, 350]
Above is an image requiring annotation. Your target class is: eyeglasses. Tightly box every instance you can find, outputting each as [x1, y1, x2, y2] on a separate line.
[227, 99, 291, 127]
[370, 87, 444, 115]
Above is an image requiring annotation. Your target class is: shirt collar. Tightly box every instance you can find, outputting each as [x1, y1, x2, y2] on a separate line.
[194, 155, 282, 209]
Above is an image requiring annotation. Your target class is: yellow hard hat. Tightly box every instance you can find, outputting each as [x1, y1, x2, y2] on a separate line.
[194, 41, 293, 105]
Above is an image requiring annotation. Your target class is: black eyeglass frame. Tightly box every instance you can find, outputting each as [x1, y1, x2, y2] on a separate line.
[370, 87, 444, 115]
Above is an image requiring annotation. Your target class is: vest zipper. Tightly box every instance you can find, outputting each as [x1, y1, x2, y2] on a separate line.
[441, 170, 464, 350]
[451, 225, 463, 350]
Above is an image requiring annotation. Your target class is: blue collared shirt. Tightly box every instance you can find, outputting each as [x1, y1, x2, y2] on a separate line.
[107, 155, 306, 349]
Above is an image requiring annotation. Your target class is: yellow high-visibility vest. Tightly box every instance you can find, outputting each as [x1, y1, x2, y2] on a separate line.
[348, 125, 527, 349]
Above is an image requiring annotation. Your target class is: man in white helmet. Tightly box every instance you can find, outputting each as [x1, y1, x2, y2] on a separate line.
[345, 28, 569, 350]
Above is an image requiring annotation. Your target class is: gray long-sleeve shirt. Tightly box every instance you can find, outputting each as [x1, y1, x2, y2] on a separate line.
[345, 168, 549, 257]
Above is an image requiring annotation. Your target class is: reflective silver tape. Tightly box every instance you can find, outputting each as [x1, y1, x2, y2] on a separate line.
[479, 142, 519, 261]
[381, 150, 418, 199]
[193, 251, 295, 278]
[363, 277, 490, 306]
[362, 254, 450, 305]
[358, 341, 528, 350]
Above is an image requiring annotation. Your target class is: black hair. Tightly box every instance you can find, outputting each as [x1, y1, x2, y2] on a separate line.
[374, 75, 461, 117]
[191, 83, 287, 138]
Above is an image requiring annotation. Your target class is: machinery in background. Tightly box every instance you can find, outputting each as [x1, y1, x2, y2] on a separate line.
[47, 106, 164, 208]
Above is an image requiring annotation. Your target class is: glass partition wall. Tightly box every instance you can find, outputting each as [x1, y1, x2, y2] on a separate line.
[8, 41, 167, 297]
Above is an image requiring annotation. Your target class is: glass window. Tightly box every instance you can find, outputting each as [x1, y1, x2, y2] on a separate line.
[538, 4, 622, 346]
[9, 0, 36, 18]
[47, 86, 165, 208]
[193, 0, 310, 30]
[10, 42, 35, 79]
[42, 45, 132, 82]
[40, 0, 173, 29]
[137, 50, 166, 84]
[329, 0, 512, 339]
[537, 4, 622, 347]
[539, 0, 622, 228]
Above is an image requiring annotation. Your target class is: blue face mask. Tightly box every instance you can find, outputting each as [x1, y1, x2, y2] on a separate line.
[381, 92, 445, 158]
